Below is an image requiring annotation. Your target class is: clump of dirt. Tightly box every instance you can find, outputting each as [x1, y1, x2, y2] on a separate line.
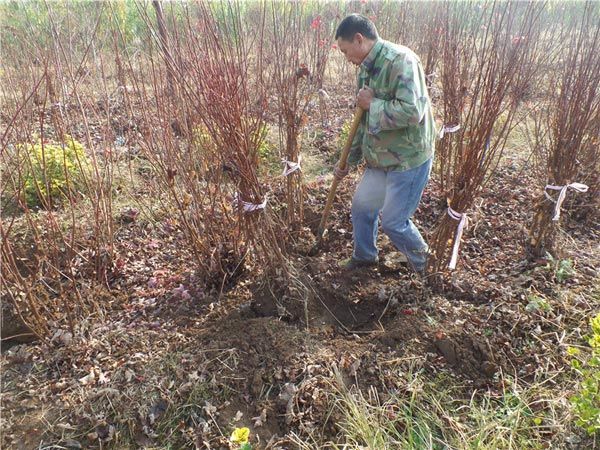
[194, 315, 310, 442]
[432, 334, 499, 380]
[375, 315, 429, 349]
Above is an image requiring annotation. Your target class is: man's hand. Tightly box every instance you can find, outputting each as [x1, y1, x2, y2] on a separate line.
[333, 162, 349, 181]
[357, 87, 374, 110]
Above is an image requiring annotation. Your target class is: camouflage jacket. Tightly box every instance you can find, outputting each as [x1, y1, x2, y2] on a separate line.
[348, 39, 436, 171]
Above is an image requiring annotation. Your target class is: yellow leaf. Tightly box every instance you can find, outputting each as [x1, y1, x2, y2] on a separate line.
[230, 427, 250, 444]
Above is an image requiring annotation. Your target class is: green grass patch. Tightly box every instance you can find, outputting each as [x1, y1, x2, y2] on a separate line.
[322, 368, 568, 449]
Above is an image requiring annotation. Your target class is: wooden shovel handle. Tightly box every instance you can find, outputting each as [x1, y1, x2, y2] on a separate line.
[316, 107, 365, 242]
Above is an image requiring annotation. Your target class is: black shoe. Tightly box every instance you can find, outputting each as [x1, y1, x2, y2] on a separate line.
[338, 257, 379, 270]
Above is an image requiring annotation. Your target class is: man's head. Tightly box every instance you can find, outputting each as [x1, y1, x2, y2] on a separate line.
[335, 14, 379, 65]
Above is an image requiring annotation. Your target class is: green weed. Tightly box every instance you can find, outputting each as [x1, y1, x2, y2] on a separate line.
[544, 253, 575, 283]
[569, 313, 600, 435]
[525, 294, 552, 313]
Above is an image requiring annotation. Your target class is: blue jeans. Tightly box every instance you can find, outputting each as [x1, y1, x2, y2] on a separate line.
[351, 158, 432, 271]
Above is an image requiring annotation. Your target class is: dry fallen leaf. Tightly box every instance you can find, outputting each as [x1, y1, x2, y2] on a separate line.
[78, 368, 96, 385]
[252, 408, 267, 427]
[125, 368, 135, 382]
[98, 371, 109, 385]
[203, 401, 217, 416]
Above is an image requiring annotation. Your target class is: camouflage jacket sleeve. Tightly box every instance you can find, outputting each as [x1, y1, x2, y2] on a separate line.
[367, 52, 429, 134]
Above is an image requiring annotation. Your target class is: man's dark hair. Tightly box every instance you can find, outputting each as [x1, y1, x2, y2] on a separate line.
[335, 14, 379, 41]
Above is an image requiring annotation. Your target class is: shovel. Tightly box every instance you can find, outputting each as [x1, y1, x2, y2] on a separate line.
[312, 106, 365, 253]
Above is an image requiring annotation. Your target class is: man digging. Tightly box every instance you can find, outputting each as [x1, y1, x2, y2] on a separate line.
[333, 14, 436, 274]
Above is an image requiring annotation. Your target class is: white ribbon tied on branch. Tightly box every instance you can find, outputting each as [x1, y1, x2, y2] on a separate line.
[439, 124, 461, 139]
[447, 206, 468, 270]
[544, 182, 589, 221]
[234, 193, 268, 214]
[282, 154, 302, 177]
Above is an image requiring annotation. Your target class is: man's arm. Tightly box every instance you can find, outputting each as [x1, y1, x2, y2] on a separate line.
[367, 53, 429, 134]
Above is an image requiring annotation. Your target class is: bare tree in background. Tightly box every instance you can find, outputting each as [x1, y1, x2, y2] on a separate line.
[529, 2, 600, 256]
[267, 1, 335, 229]
[428, 1, 545, 274]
